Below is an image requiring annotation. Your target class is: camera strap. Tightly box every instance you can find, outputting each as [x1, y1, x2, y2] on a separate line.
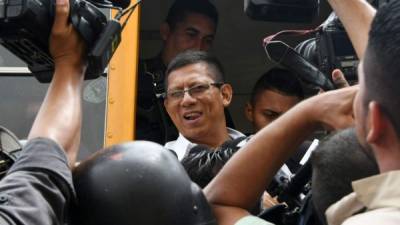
[263, 29, 335, 91]
[263, 29, 320, 47]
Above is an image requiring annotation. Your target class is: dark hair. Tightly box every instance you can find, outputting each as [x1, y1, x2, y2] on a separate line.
[166, 0, 218, 30]
[311, 128, 379, 225]
[363, 0, 400, 135]
[165, 50, 225, 89]
[249, 68, 304, 105]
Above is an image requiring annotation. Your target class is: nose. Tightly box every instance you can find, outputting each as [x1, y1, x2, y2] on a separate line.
[192, 38, 202, 51]
[180, 91, 197, 107]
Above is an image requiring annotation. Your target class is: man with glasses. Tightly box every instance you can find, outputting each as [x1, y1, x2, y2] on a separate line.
[136, 0, 221, 145]
[164, 50, 245, 160]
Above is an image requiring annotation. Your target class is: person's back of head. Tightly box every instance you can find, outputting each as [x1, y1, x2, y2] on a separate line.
[311, 128, 379, 224]
[166, 0, 218, 30]
[72, 141, 217, 225]
[363, 0, 400, 136]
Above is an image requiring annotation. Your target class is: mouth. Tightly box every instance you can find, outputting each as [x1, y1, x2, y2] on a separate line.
[183, 111, 202, 122]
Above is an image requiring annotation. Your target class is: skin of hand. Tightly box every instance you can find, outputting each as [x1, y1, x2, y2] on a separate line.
[262, 191, 279, 209]
[28, 0, 87, 166]
[204, 86, 358, 225]
[332, 69, 350, 89]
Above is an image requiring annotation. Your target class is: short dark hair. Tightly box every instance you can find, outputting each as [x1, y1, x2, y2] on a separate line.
[165, 50, 225, 89]
[249, 68, 304, 105]
[311, 128, 379, 225]
[363, 0, 400, 135]
[166, 0, 218, 30]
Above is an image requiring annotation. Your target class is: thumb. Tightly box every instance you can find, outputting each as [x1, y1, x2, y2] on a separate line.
[332, 69, 350, 89]
[52, 0, 70, 35]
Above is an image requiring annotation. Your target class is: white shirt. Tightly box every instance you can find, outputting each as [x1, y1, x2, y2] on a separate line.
[164, 128, 245, 161]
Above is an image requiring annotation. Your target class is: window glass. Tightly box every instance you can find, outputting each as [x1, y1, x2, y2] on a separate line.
[0, 46, 106, 161]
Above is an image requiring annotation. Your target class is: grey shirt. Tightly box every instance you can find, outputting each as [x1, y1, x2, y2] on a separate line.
[0, 138, 74, 225]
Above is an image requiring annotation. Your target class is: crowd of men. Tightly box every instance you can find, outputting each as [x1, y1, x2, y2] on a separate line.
[0, 0, 399, 224]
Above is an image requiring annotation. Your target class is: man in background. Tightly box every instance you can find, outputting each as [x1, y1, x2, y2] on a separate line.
[136, 0, 225, 144]
[245, 68, 304, 132]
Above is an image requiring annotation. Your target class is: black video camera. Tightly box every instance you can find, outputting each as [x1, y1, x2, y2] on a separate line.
[0, 0, 135, 82]
[296, 14, 359, 84]
[248, 0, 386, 91]
[263, 13, 358, 92]
[244, 0, 319, 23]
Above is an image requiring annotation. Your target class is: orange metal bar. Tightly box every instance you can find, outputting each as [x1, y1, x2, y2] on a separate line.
[105, 5, 140, 147]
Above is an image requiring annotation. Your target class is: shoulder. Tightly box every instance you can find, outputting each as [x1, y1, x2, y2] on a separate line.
[343, 207, 400, 225]
[7, 137, 72, 189]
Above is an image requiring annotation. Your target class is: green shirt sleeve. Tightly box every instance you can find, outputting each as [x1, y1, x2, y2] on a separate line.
[234, 215, 275, 225]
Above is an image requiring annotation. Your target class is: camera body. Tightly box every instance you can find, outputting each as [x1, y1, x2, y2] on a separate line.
[316, 18, 358, 82]
[295, 15, 359, 84]
[244, 0, 319, 23]
[0, 0, 121, 82]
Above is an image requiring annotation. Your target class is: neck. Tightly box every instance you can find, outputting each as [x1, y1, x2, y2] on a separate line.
[374, 140, 400, 173]
[161, 49, 171, 67]
[190, 125, 230, 149]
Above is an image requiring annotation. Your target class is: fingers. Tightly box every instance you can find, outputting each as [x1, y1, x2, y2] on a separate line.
[332, 69, 350, 89]
[52, 0, 70, 36]
[262, 192, 278, 209]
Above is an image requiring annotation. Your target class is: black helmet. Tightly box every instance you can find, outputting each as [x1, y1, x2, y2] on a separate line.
[72, 141, 217, 225]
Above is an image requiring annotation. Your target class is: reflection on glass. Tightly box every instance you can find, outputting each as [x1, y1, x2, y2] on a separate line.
[0, 76, 106, 161]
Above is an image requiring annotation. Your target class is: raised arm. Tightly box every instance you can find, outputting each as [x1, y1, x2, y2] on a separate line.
[28, 0, 87, 165]
[328, 0, 376, 59]
[204, 86, 358, 225]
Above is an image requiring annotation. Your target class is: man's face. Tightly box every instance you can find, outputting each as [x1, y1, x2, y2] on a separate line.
[161, 13, 216, 64]
[164, 63, 231, 142]
[354, 61, 368, 146]
[246, 89, 301, 132]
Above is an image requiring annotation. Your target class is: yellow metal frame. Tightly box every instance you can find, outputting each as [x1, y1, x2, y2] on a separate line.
[105, 5, 140, 147]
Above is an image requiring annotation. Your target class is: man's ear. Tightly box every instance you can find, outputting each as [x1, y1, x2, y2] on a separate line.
[160, 22, 170, 41]
[221, 84, 233, 107]
[245, 102, 254, 122]
[366, 101, 386, 144]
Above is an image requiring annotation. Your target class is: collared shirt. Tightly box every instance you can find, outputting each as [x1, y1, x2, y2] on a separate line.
[164, 128, 245, 160]
[235, 215, 274, 225]
[326, 170, 400, 225]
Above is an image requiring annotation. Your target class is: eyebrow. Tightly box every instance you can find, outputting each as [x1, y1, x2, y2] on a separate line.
[185, 27, 200, 34]
[185, 27, 215, 39]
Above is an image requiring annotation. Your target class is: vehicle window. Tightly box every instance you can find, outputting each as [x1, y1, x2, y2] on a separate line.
[0, 46, 106, 161]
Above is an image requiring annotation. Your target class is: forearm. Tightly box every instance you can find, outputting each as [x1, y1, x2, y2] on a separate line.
[328, 0, 376, 58]
[28, 64, 85, 164]
[204, 87, 357, 211]
[204, 100, 318, 210]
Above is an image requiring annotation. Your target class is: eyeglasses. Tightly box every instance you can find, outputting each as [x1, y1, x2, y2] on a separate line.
[164, 83, 224, 101]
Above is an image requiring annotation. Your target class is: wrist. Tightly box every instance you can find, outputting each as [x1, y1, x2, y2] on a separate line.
[299, 96, 324, 131]
[54, 60, 87, 75]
